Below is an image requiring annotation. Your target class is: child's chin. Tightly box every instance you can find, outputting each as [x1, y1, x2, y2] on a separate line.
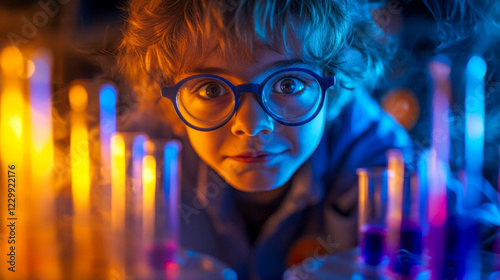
[226, 175, 285, 193]
[231, 184, 276, 193]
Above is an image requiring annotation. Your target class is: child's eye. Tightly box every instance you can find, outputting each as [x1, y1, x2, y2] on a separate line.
[272, 76, 306, 95]
[192, 81, 230, 99]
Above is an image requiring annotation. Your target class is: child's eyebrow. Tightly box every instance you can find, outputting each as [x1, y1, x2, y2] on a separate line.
[188, 58, 314, 76]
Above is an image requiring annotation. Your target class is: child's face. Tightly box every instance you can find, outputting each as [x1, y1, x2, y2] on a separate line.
[176, 45, 328, 192]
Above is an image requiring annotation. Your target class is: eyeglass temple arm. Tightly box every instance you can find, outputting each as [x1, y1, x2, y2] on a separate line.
[161, 86, 180, 104]
[320, 76, 336, 90]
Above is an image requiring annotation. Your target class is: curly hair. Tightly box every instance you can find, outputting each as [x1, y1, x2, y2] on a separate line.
[117, 0, 396, 130]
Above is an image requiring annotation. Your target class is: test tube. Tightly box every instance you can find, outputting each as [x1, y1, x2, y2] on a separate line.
[28, 49, 61, 279]
[110, 133, 153, 278]
[0, 46, 30, 280]
[389, 170, 425, 277]
[357, 167, 389, 265]
[464, 55, 486, 210]
[99, 83, 117, 183]
[163, 140, 182, 279]
[69, 83, 93, 279]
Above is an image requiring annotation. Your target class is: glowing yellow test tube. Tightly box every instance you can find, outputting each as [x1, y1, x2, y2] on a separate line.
[0, 46, 29, 280]
[69, 83, 92, 278]
[142, 153, 156, 242]
[386, 149, 404, 254]
[387, 149, 403, 221]
[111, 133, 126, 266]
[70, 84, 91, 210]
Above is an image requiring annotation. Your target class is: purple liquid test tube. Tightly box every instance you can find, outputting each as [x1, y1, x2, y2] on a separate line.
[360, 225, 388, 265]
[357, 167, 390, 266]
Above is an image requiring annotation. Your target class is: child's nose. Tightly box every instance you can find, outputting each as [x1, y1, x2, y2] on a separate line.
[231, 92, 274, 136]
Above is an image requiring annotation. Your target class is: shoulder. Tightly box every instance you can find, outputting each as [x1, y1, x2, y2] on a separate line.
[310, 91, 412, 198]
[323, 90, 412, 171]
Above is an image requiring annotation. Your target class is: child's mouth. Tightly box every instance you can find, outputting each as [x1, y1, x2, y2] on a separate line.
[230, 154, 275, 163]
[228, 151, 284, 163]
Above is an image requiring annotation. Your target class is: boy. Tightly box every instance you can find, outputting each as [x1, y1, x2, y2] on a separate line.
[117, 0, 412, 279]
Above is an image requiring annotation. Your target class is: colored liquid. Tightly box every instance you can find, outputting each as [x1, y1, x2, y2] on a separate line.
[391, 226, 423, 275]
[360, 225, 387, 265]
[443, 216, 479, 280]
[147, 241, 177, 270]
[400, 226, 423, 255]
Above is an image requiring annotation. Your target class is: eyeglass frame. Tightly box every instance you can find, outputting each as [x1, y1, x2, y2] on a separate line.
[160, 67, 336, 131]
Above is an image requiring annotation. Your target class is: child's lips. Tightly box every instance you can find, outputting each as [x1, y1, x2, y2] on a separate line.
[230, 154, 274, 163]
[227, 151, 285, 163]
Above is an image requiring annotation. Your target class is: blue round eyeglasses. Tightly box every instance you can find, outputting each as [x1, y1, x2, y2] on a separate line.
[161, 67, 335, 131]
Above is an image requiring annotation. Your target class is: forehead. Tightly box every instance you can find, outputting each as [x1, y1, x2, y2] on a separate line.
[177, 39, 317, 83]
